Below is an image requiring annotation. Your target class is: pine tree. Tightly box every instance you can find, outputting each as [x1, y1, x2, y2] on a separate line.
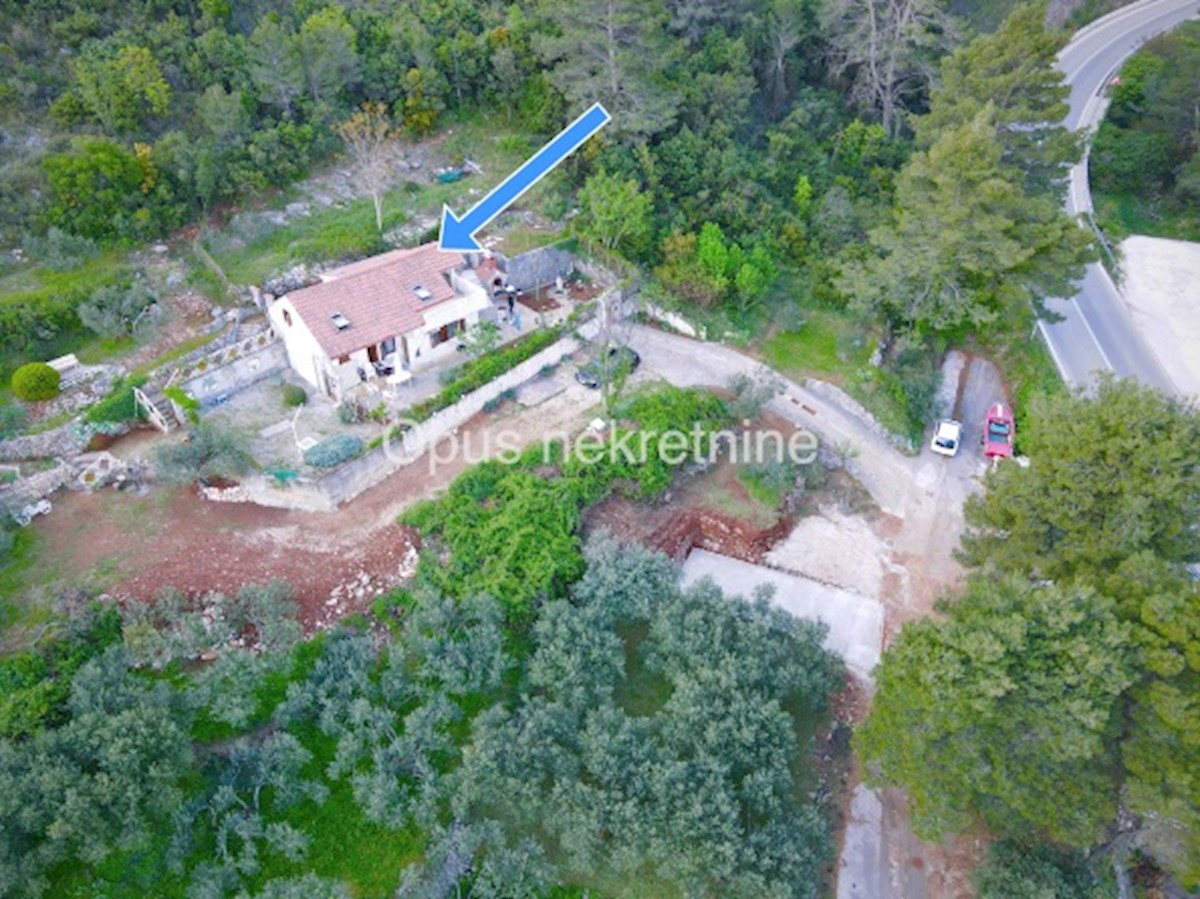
[838, 108, 1091, 334]
[915, 1, 1081, 194]
[534, 0, 680, 137]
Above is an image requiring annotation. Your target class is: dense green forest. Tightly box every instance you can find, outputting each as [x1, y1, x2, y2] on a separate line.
[0, 0, 1092, 394]
[0, 0, 1105, 489]
[1090, 20, 1200, 240]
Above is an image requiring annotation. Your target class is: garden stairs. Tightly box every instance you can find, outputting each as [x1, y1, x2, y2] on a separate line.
[134, 386, 178, 433]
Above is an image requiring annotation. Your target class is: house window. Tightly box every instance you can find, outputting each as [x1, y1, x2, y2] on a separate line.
[282, 309, 292, 327]
[381, 336, 396, 356]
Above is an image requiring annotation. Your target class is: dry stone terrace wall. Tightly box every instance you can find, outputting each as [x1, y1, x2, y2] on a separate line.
[169, 324, 278, 387]
[0, 423, 91, 463]
[0, 461, 71, 507]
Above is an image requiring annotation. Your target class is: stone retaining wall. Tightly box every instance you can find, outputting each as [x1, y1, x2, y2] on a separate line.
[0, 422, 90, 463]
[0, 461, 71, 507]
[181, 343, 288, 406]
[804, 379, 916, 454]
[168, 324, 278, 387]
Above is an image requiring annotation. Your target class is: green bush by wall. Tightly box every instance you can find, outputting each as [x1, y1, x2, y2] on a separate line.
[11, 363, 61, 402]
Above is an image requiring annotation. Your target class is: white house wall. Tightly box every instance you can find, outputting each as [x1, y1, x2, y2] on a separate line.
[269, 296, 330, 395]
[421, 290, 491, 334]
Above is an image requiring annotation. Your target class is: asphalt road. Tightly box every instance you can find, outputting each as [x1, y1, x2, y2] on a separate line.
[1041, 0, 1200, 394]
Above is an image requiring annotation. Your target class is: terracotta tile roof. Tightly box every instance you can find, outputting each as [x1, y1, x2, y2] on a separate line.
[285, 243, 464, 358]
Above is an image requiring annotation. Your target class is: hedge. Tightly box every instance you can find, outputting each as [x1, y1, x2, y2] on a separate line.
[11, 363, 61, 402]
[406, 327, 562, 424]
[303, 434, 364, 468]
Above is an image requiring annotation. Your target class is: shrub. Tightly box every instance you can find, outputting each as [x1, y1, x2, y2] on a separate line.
[0, 404, 28, 439]
[162, 386, 200, 424]
[281, 384, 308, 407]
[77, 279, 157, 339]
[726, 368, 784, 421]
[83, 375, 148, 424]
[303, 434, 363, 468]
[886, 345, 943, 441]
[974, 841, 1110, 899]
[11, 363, 61, 402]
[153, 422, 254, 485]
[21, 227, 100, 271]
[371, 588, 413, 630]
[738, 456, 805, 508]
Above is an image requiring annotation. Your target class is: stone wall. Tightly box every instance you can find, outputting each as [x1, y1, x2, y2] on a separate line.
[168, 324, 278, 387]
[0, 461, 71, 507]
[803, 379, 916, 454]
[0, 422, 90, 463]
[643, 303, 702, 339]
[181, 343, 288, 406]
[497, 245, 577, 292]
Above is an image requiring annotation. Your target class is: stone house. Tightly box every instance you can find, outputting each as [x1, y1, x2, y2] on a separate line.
[267, 243, 493, 400]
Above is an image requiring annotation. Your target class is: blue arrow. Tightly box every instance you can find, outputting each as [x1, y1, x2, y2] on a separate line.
[439, 102, 611, 253]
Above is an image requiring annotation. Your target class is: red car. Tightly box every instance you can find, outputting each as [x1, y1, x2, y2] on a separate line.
[983, 403, 1015, 459]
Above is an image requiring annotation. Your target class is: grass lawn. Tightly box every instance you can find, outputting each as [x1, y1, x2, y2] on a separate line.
[761, 307, 872, 382]
[209, 194, 406, 287]
[0, 251, 124, 305]
[0, 529, 50, 648]
[758, 288, 913, 443]
[687, 463, 780, 530]
[497, 224, 568, 255]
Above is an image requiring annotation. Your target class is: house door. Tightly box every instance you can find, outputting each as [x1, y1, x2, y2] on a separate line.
[437, 324, 450, 344]
[367, 344, 379, 363]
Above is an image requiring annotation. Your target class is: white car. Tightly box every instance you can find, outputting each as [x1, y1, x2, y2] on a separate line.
[930, 419, 963, 457]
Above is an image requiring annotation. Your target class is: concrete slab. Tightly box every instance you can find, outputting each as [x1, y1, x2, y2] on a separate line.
[1120, 236, 1200, 400]
[680, 549, 884, 680]
[516, 373, 567, 407]
[838, 786, 885, 899]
